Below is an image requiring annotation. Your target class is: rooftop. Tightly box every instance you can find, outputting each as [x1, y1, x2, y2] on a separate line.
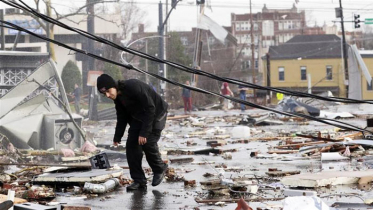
[269, 34, 342, 59]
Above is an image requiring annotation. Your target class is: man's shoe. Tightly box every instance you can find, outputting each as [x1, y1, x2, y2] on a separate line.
[126, 182, 147, 191]
[152, 164, 168, 186]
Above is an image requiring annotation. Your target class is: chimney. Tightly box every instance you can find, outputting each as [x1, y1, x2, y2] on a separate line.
[138, 24, 144, 33]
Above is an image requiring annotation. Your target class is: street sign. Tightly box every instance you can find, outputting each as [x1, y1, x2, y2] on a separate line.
[365, 18, 373, 24]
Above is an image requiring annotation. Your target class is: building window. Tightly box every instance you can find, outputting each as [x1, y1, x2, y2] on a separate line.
[254, 23, 258, 31]
[326, 66, 332, 80]
[279, 21, 283, 30]
[301, 66, 307, 80]
[208, 36, 215, 45]
[368, 78, 373, 91]
[180, 37, 188, 46]
[279, 67, 285, 81]
[236, 23, 240, 31]
[241, 60, 250, 70]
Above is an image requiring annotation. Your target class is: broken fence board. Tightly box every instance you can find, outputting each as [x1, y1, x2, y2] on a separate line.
[281, 169, 373, 187]
[167, 115, 190, 120]
[194, 197, 284, 203]
[0, 194, 27, 204]
[267, 150, 298, 154]
[33, 169, 123, 183]
[266, 170, 301, 177]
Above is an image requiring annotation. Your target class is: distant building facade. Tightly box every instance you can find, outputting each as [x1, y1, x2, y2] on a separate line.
[2, 9, 121, 77]
[264, 35, 346, 101]
[231, 4, 337, 86]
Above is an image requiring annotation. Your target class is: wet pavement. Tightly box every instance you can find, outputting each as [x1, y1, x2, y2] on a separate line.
[6, 104, 373, 209]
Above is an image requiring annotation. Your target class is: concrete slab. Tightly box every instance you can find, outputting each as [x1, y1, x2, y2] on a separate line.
[0, 194, 27, 204]
[283, 196, 331, 210]
[281, 169, 373, 187]
[33, 169, 123, 183]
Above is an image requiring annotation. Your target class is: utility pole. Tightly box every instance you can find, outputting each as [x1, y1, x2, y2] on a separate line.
[250, 0, 256, 102]
[339, 0, 349, 98]
[158, 1, 165, 97]
[266, 53, 270, 105]
[45, 0, 55, 61]
[87, 0, 98, 120]
[145, 40, 149, 84]
[191, 1, 205, 86]
[1, 9, 5, 50]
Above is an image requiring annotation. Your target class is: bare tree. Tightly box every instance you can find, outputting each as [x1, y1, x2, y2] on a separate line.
[12, 0, 118, 60]
[362, 25, 373, 50]
[116, 0, 148, 40]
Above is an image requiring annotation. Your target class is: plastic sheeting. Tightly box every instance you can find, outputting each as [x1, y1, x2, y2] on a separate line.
[283, 196, 331, 210]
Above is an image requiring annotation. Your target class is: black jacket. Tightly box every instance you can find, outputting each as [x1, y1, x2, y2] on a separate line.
[113, 79, 168, 143]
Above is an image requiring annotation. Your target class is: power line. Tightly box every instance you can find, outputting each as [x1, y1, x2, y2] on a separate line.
[7, 0, 371, 105]
[2, 21, 369, 134]
[3, 0, 373, 133]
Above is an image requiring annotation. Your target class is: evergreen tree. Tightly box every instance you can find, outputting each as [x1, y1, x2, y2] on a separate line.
[61, 60, 82, 94]
[103, 62, 123, 81]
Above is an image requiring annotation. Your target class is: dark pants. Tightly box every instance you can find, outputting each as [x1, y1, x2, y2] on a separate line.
[182, 96, 192, 112]
[126, 129, 166, 184]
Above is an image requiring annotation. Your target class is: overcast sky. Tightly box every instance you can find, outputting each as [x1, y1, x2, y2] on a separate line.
[1, 0, 373, 32]
[143, 0, 373, 32]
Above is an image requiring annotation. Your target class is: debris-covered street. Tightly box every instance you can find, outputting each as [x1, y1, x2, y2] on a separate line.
[3, 103, 373, 209]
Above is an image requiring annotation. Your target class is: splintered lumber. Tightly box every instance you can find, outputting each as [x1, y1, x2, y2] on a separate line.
[336, 132, 363, 140]
[0, 162, 91, 168]
[167, 115, 190, 120]
[266, 170, 301, 177]
[275, 141, 325, 149]
[0, 194, 27, 204]
[0, 162, 130, 169]
[169, 157, 194, 163]
[296, 134, 343, 142]
[19, 150, 87, 156]
[195, 197, 284, 204]
[267, 150, 298, 154]
[281, 169, 373, 187]
[33, 169, 123, 183]
[248, 137, 297, 141]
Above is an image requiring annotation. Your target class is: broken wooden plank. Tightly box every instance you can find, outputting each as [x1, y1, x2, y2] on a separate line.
[33, 169, 123, 183]
[62, 205, 92, 210]
[0, 194, 27, 204]
[206, 140, 227, 147]
[0, 162, 92, 168]
[169, 157, 194, 163]
[61, 156, 89, 162]
[296, 134, 343, 142]
[335, 132, 363, 140]
[275, 141, 326, 149]
[195, 197, 284, 204]
[267, 150, 298, 154]
[167, 115, 190, 120]
[266, 170, 300, 177]
[281, 169, 373, 187]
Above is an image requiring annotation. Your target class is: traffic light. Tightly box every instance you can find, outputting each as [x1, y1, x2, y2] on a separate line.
[354, 14, 361, 28]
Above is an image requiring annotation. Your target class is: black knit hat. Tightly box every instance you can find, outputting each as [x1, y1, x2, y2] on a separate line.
[97, 74, 116, 93]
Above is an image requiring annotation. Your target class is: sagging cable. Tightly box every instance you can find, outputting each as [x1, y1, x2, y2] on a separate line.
[3, 0, 373, 106]
[0, 21, 371, 134]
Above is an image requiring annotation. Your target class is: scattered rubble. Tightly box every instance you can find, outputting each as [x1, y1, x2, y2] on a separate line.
[1, 104, 373, 209]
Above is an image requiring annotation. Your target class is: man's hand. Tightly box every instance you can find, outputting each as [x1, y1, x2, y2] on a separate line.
[113, 142, 119, 147]
[138, 136, 147, 145]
